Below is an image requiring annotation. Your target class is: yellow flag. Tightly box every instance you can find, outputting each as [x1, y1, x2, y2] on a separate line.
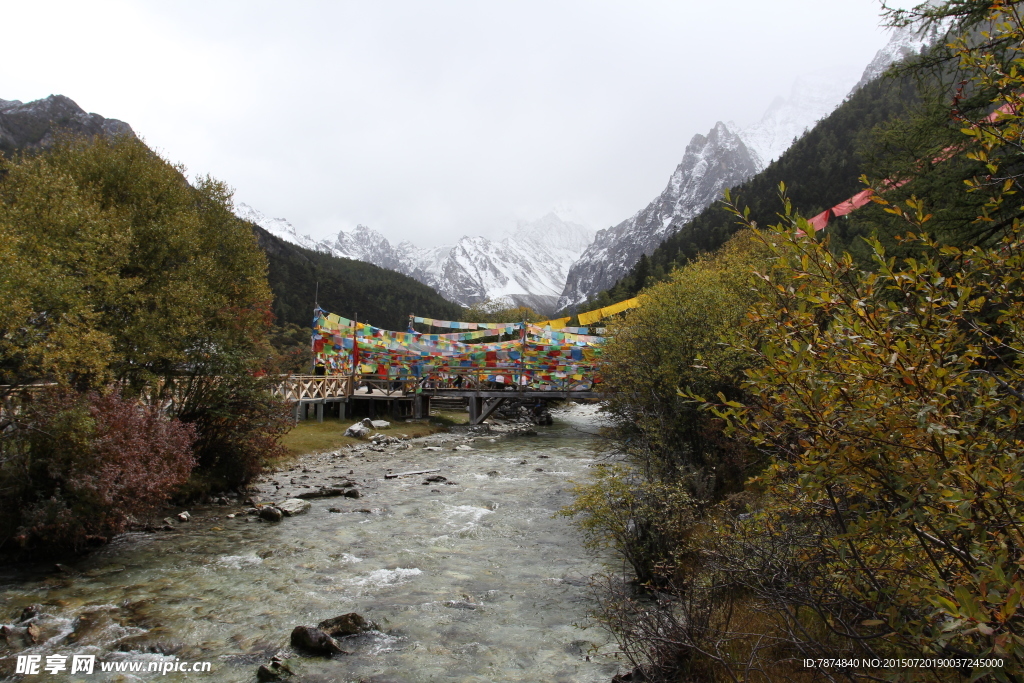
[578, 297, 639, 325]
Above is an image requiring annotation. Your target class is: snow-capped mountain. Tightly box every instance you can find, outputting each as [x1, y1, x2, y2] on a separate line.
[854, 21, 945, 91]
[238, 205, 594, 315]
[557, 122, 759, 311]
[241, 25, 928, 316]
[736, 67, 862, 169]
[234, 204, 341, 255]
[556, 27, 928, 311]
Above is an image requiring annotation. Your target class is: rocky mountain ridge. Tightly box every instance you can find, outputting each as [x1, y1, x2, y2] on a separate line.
[0, 95, 134, 156]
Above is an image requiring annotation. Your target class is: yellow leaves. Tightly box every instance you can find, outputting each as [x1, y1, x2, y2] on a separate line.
[0, 135, 273, 390]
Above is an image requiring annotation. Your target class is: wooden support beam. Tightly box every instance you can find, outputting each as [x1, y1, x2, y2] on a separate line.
[471, 396, 507, 425]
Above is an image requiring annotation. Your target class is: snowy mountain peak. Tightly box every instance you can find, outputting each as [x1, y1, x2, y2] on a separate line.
[238, 204, 595, 315]
[557, 120, 758, 311]
[854, 22, 946, 90]
[734, 66, 863, 169]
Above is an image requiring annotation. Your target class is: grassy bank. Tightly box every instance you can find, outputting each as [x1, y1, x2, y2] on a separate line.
[277, 410, 470, 460]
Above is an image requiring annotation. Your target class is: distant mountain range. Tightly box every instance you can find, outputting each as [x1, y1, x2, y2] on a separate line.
[3, 25, 932, 320]
[237, 204, 594, 315]
[558, 25, 935, 311]
[241, 27, 926, 315]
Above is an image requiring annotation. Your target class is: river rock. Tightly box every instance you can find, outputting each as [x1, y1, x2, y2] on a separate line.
[256, 660, 294, 681]
[424, 475, 447, 483]
[259, 506, 283, 522]
[454, 444, 472, 451]
[0, 624, 29, 649]
[277, 499, 311, 516]
[17, 605, 41, 622]
[296, 487, 346, 500]
[290, 625, 345, 656]
[176, 511, 190, 522]
[370, 419, 390, 429]
[66, 609, 116, 645]
[344, 423, 370, 438]
[343, 488, 361, 499]
[317, 612, 372, 637]
[116, 629, 184, 655]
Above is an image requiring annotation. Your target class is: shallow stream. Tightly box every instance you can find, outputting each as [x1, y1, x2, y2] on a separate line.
[0, 404, 622, 682]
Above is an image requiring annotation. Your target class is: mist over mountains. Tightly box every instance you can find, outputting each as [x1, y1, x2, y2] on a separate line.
[2, 25, 931, 319]
[242, 27, 926, 315]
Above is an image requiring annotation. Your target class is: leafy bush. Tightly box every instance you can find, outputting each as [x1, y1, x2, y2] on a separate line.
[170, 367, 290, 493]
[0, 390, 195, 554]
[600, 229, 768, 498]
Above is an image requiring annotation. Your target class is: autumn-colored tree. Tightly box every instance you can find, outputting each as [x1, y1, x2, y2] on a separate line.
[706, 4, 1024, 673]
[3, 390, 195, 554]
[0, 135, 287, 552]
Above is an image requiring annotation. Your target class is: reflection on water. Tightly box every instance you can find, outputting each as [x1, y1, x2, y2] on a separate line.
[0, 404, 621, 682]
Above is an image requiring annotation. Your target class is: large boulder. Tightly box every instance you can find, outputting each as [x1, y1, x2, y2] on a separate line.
[277, 499, 311, 516]
[290, 626, 345, 656]
[258, 506, 283, 522]
[344, 423, 370, 438]
[317, 612, 372, 637]
[370, 420, 390, 429]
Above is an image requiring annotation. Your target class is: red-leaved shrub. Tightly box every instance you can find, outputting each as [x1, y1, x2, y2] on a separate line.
[0, 389, 195, 555]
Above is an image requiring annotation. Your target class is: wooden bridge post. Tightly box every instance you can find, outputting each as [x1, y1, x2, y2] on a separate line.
[413, 395, 430, 419]
[316, 401, 324, 423]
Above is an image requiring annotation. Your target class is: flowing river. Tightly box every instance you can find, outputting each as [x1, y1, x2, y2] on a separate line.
[0, 404, 623, 682]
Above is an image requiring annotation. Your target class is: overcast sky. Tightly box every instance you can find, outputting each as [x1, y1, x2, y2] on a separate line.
[4, 1, 900, 245]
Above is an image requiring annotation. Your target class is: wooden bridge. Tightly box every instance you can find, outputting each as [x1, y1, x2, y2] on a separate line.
[272, 373, 600, 425]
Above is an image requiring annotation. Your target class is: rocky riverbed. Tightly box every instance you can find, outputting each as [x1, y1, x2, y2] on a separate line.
[0, 403, 624, 682]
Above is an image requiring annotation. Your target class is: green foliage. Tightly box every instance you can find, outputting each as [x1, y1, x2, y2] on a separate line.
[171, 367, 290, 493]
[600, 230, 769, 497]
[561, 464, 697, 585]
[571, 5, 1024, 679]
[266, 322, 314, 374]
[254, 226, 464, 331]
[714, 204, 1024, 674]
[0, 134, 273, 392]
[703, 5, 1024, 669]
[0, 134, 290, 514]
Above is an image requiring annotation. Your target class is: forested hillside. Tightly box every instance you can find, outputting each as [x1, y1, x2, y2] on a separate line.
[254, 225, 464, 331]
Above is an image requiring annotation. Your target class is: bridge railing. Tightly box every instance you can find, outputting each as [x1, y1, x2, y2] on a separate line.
[269, 367, 598, 403]
[270, 375, 352, 402]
